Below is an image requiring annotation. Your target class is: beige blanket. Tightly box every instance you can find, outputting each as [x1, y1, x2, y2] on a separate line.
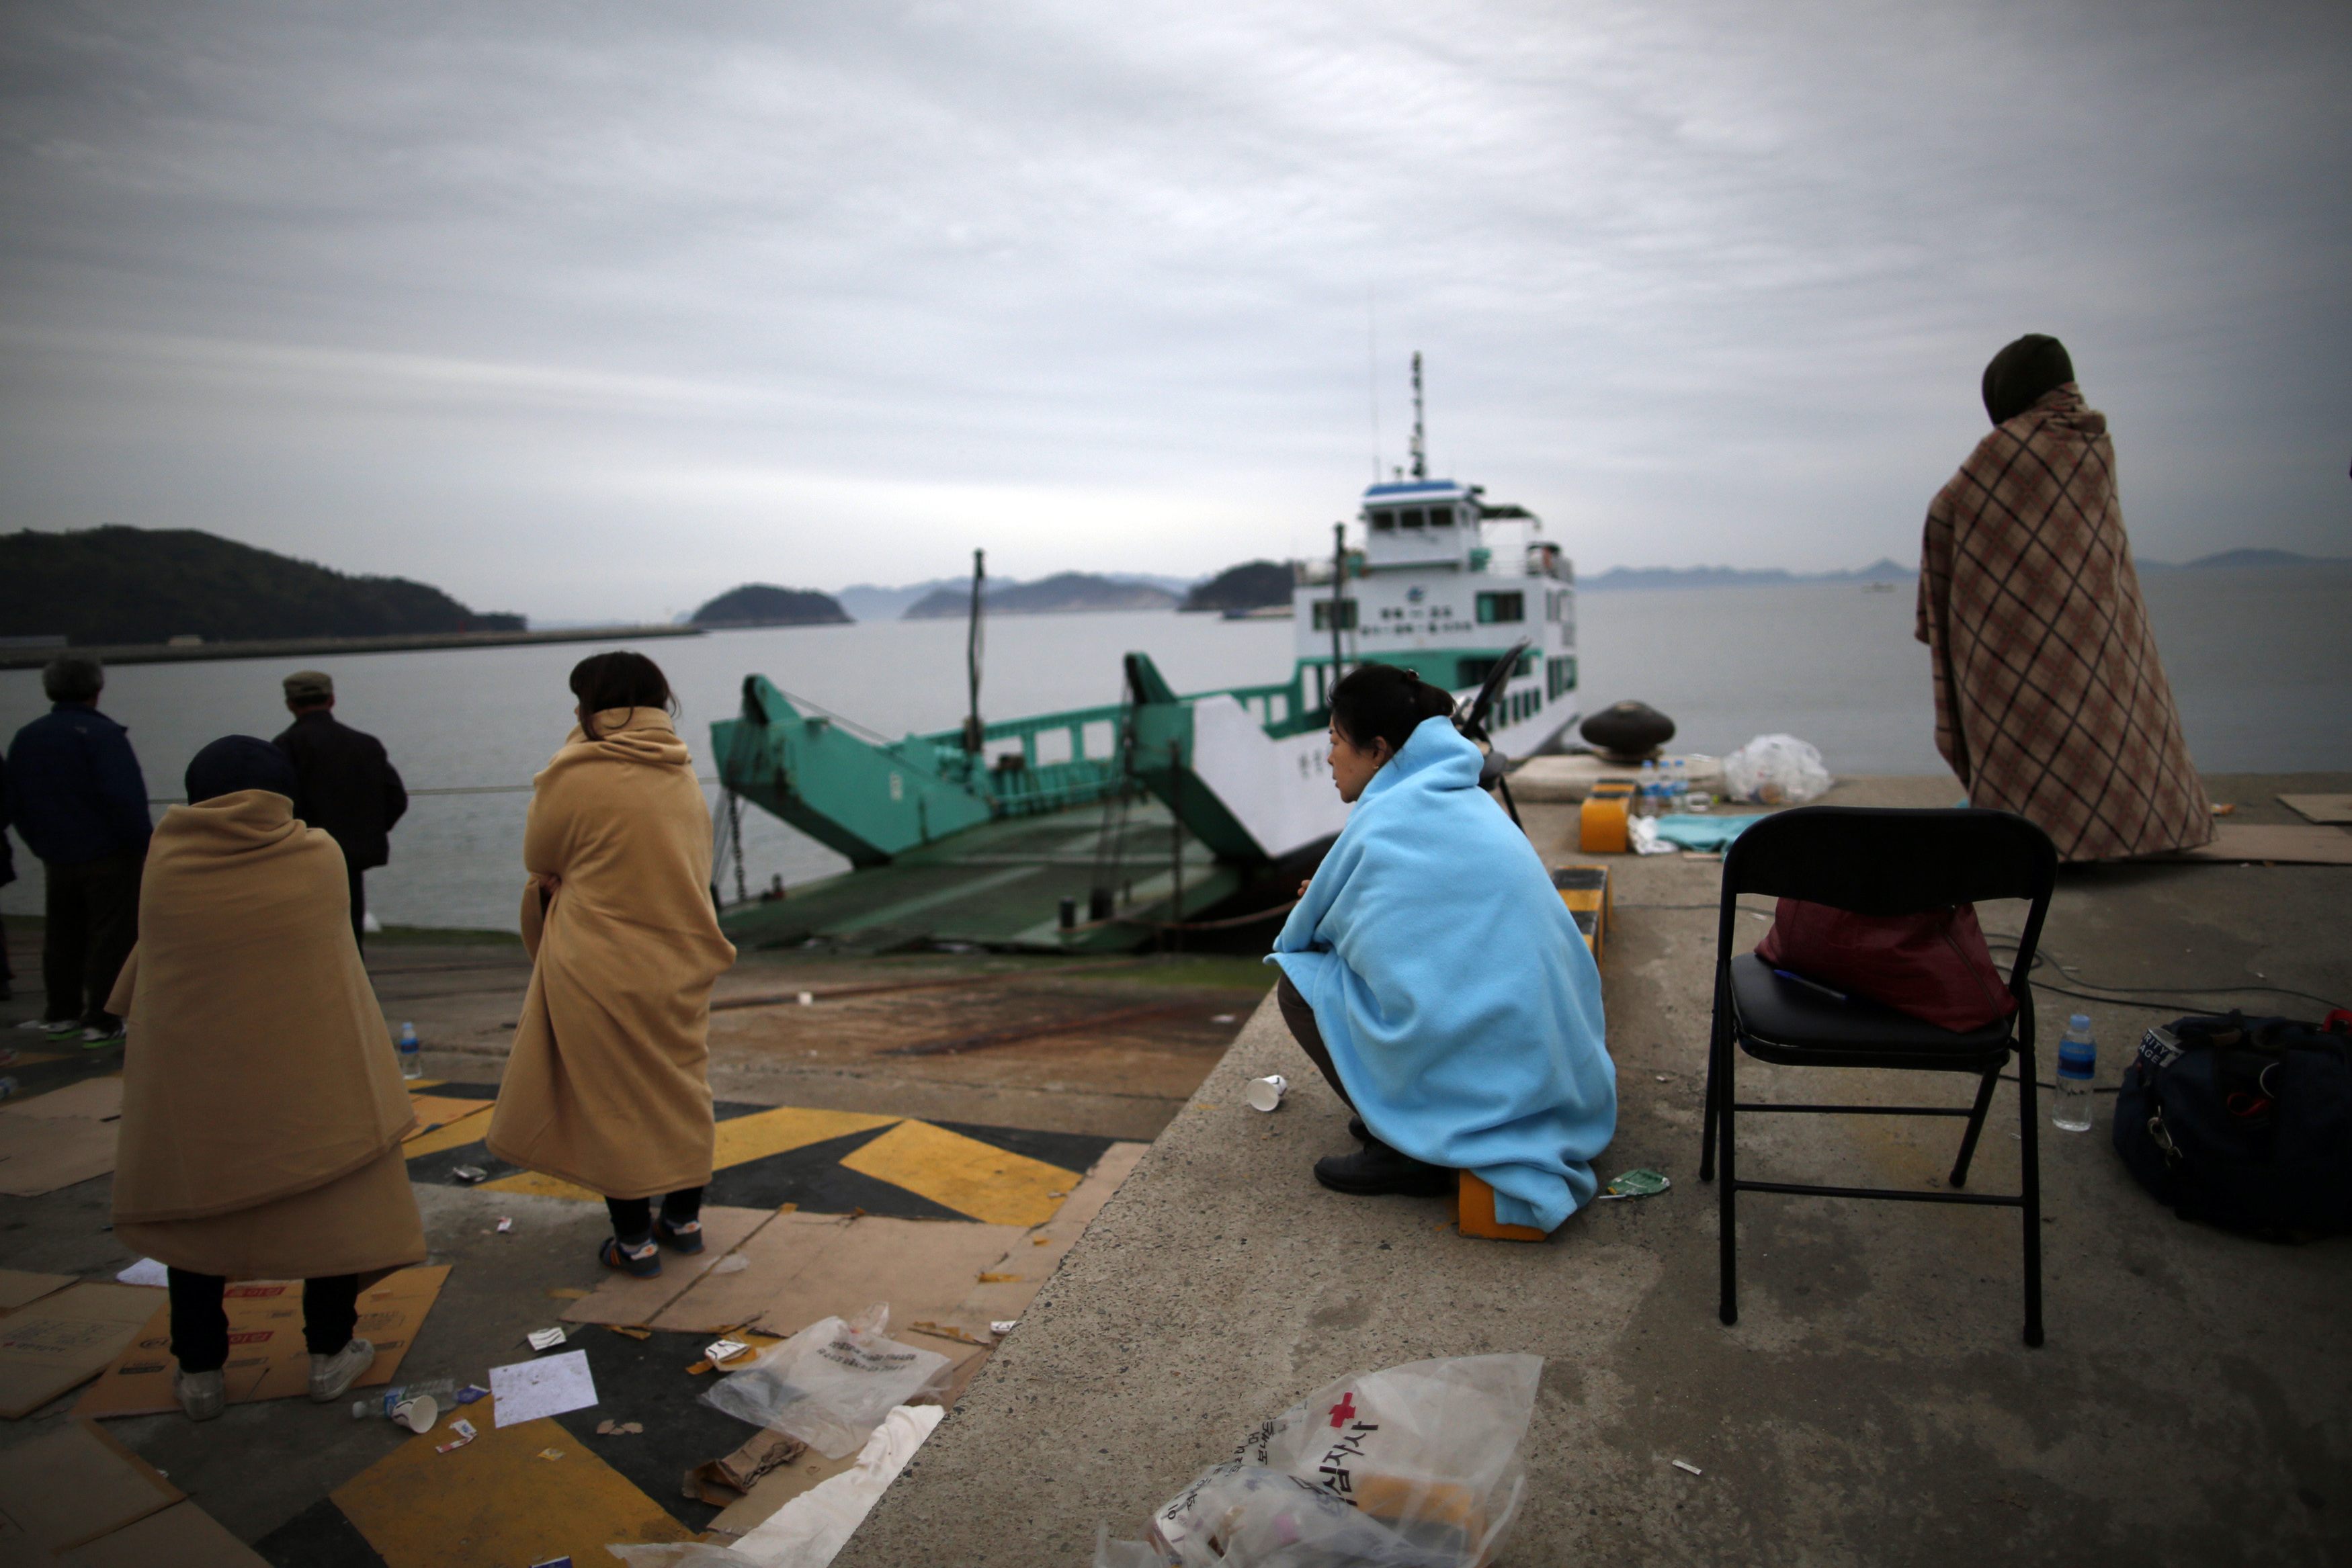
[108, 790, 423, 1278]
[1917, 384, 2213, 862]
[487, 709, 736, 1200]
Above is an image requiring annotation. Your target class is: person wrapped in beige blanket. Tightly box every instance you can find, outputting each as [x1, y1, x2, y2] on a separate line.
[108, 736, 425, 1422]
[1917, 333, 2214, 863]
[487, 652, 736, 1278]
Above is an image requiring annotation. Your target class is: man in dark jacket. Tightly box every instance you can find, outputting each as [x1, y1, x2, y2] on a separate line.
[5, 657, 152, 1044]
[273, 670, 407, 947]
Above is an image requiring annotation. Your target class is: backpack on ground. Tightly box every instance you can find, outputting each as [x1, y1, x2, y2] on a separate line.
[2111, 1010, 2352, 1241]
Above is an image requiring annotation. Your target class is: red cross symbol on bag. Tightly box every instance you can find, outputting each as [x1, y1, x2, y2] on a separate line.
[1328, 1393, 1357, 1428]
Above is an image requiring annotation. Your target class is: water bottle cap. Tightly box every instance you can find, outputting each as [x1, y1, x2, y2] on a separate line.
[2068, 1013, 2091, 1031]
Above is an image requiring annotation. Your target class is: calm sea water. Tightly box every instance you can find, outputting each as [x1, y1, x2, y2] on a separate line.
[4, 564, 2345, 931]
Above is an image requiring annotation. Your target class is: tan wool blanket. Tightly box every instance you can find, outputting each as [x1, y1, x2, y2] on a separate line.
[1916, 384, 2213, 863]
[108, 790, 425, 1279]
[487, 709, 736, 1200]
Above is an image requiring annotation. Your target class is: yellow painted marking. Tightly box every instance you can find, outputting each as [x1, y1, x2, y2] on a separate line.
[481, 1169, 601, 1201]
[403, 1078, 446, 1092]
[712, 1104, 900, 1167]
[332, 1393, 689, 1568]
[403, 1097, 494, 1158]
[839, 1120, 1078, 1228]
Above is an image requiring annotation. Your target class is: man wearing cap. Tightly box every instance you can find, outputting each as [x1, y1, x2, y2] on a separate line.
[272, 672, 407, 947]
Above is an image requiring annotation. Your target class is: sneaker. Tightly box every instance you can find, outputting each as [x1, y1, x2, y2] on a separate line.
[600, 1236, 663, 1278]
[1312, 1143, 1454, 1198]
[16, 1016, 73, 1035]
[653, 1216, 705, 1254]
[308, 1338, 378, 1403]
[78, 1024, 126, 1049]
[175, 1366, 226, 1422]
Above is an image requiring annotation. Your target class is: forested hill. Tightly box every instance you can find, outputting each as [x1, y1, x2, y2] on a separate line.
[690, 583, 851, 627]
[0, 527, 525, 646]
[902, 572, 1180, 618]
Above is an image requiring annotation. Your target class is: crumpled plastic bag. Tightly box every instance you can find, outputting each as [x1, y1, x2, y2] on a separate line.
[702, 1304, 951, 1459]
[1721, 734, 1831, 805]
[728, 1403, 944, 1567]
[1098, 1354, 1542, 1568]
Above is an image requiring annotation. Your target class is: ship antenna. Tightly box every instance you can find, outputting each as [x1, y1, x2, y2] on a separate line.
[962, 548, 985, 754]
[1409, 350, 1427, 481]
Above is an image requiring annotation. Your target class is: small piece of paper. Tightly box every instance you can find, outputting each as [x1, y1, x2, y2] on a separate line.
[595, 1419, 644, 1436]
[1672, 1458, 1703, 1476]
[455, 1384, 489, 1405]
[536, 1447, 564, 1461]
[496, 1218, 513, 1233]
[451, 1165, 488, 1184]
[526, 1326, 567, 1351]
[1600, 1168, 1673, 1201]
[710, 1254, 751, 1275]
[114, 1258, 170, 1288]
[490, 1349, 598, 1428]
[703, 1338, 749, 1365]
[991, 1319, 1017, 1337]
[436, 1418, 478, 1453]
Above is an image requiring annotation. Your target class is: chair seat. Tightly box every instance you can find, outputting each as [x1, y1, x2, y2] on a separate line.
[1728, 953, 2013, 1070]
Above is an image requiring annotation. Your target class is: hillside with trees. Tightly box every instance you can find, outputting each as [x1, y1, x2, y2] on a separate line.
[1181, 560, 1295, 612]
[0, 527, 524, 646]
[690, 583, 851, 627]
[902, 572, 1179, 618]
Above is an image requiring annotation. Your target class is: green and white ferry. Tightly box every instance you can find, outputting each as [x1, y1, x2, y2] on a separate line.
[712, 441, 1577, 951]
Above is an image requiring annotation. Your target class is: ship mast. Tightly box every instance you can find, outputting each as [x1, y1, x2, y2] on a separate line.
[962, 548, 985, 754]
[1409, 350, 1427, 481]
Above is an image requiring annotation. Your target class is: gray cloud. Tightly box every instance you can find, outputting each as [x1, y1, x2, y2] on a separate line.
[2, 0, 2346, 620]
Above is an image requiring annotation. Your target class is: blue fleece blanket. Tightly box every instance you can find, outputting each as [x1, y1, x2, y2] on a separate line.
[1270, 717, 1617, 1231]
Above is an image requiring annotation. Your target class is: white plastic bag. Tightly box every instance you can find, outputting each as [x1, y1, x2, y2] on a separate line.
[702, 1305, 951, 1459]
[729, 1403, 943, 1568]
[1721, 733, 1831, 805]
[1101, 1354, 1542, 1568]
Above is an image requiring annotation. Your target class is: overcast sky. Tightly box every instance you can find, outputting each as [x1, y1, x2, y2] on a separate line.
[2, 1, 2345, 623]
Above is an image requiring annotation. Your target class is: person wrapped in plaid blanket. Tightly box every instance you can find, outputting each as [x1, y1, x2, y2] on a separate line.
[1916, 334, 2213, 862]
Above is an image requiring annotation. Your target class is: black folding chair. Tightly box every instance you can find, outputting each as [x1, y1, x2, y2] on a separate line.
[1699, 807, 2059, 1346]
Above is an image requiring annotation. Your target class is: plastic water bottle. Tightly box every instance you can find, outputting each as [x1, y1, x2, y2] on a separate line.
[1669, 758, 1689, 813]
[397, 1022, 422, 1080]
[1635, 760, 1661, 818]
[352, 1376, 458, 1420]
[2053, 1014, 2095, 1132]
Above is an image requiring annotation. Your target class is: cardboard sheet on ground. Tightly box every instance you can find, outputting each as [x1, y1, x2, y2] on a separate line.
[560, 1205, 775, 1327]
[58, 1501, 269, 1568]
[75, 1265, 448, 1418]
[0, 1267, 77, 1313]
[939, 1141, 1148, 1336]
[645, 1213, 1025, 1336]
[0, 1282, 162, 1419]
[488, 1346, 597, 1426]
[0, 1419, 180, 1553]
[2173, 822, 2352, 865]
[2279, 793, 2352, 825]
[0, 1076, 123, 1197]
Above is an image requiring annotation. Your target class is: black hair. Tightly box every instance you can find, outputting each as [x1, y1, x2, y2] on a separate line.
[185, 735, 298, 805]
[1328, 663, 1456, 757]
[1981, 333, 2074, 426]
[42, 656, 103, 704]
[569, 650, 678, 740]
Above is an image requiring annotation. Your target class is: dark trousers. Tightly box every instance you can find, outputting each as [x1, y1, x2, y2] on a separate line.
[1276, 972, 1355, 1111]
[167, 1268, 360, 1375]
[348, 865, 367, 951]
[41, 852, 142, 1028]
[605, 1187, 705, 1246]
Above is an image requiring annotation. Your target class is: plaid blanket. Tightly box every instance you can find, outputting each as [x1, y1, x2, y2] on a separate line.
[1916, 384, 2212, 862]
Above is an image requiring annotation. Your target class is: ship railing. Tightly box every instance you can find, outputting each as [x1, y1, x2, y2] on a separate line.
[908, 700, 1138, 818]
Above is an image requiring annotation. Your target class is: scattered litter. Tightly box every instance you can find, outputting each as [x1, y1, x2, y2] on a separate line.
[1211, 1014, 1238, 1025]
[710, 1254, 751, 1275]
[1654, 1074, 1669, 1082]
[1101, 1354, 1541, 1566]
[1600, 1168, 1673, 1201]
[1722, 733, 1831, 805]
[537, 1447, 566, 1461]
[909, 1320, 989, 1346]
[496, 1217, 513, 1233]
[547, 1287, 590, 1300]
[595, 1419, 644, 1436]
[1673, 1458, 1704, 1477]
[606, 1325, 652, 1340]
[976, 1272, 1020, 1284]
[722, 1404, 944, 1565]
[703, 1305, 952, 1458]
[1046, 1189, 1069, 1199]
[1032, 1236, 1051, 1246]
[113, 1258, 169, 1288]
[392, 1395, 439, 1434]
[796, 991, 814, 1004]
[529, 1557, 574, 1568]
[450, 1164, 489, 1185]
[490, 1348, 599, 1427]
[455, 1384, 489, 1405]
[704, 1338, 751, 1366]
[435, 1418, 478, 1453]
[1245, 1074, 1288, 1113]
[526, 1326, 569, 1352]
[990, 1319, 1017, 1338]
[683, 1428, 806, 1506]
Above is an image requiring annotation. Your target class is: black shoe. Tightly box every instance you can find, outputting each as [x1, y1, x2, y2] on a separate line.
[1314, 1143, 1454, 1197]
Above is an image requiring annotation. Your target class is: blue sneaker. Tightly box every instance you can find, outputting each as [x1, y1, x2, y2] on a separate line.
[599, 1237, 662, 1278]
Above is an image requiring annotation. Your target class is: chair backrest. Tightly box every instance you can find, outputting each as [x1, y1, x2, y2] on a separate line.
[1718, 806, 2058, 1000]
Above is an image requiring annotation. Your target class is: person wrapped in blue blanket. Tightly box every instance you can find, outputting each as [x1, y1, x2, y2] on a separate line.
[1269, 664, 1616, 1232]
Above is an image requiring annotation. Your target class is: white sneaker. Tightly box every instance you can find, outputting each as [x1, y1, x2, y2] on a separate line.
[15, 1017, 69, 1032]
[78, 1024, 126, 1049]
[175, 1366, 225, 1422]
[309, 1337, 378, 1403]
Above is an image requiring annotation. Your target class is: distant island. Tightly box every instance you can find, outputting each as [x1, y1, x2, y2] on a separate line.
[1182, 560, 1296, 613]
[690, 583, 851, 628]
[0, 526, 524, 646]
[902, 572, 1181, 619]
[1578, 549, 2345, 591]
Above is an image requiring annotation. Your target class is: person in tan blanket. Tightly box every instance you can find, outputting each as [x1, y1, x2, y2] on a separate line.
[1917, 333, 2213, 863]
[487, 653, 736, 1278]
[109, 736, 426, 1422]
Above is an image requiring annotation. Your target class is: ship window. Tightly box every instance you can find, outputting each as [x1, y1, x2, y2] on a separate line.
[1370, 511, 1396, 532]
[1399, 509, 1425, 529]
[1312, 598, 1358, 631]
[1476, 591, 1524, 624]
[1427, 506, 1453, 527]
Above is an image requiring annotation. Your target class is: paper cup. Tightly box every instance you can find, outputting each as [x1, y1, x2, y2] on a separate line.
[1246, 1074, 1288, 1113]
[394, 1395, 438, 1434]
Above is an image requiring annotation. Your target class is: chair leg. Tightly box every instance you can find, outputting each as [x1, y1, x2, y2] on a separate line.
[2016, 1047, 2044, 1347]
[1699, 1007, 1724, 1183]
[1716, 1038, 1738, 1327]
[1948, 1065, 2003, 1187]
